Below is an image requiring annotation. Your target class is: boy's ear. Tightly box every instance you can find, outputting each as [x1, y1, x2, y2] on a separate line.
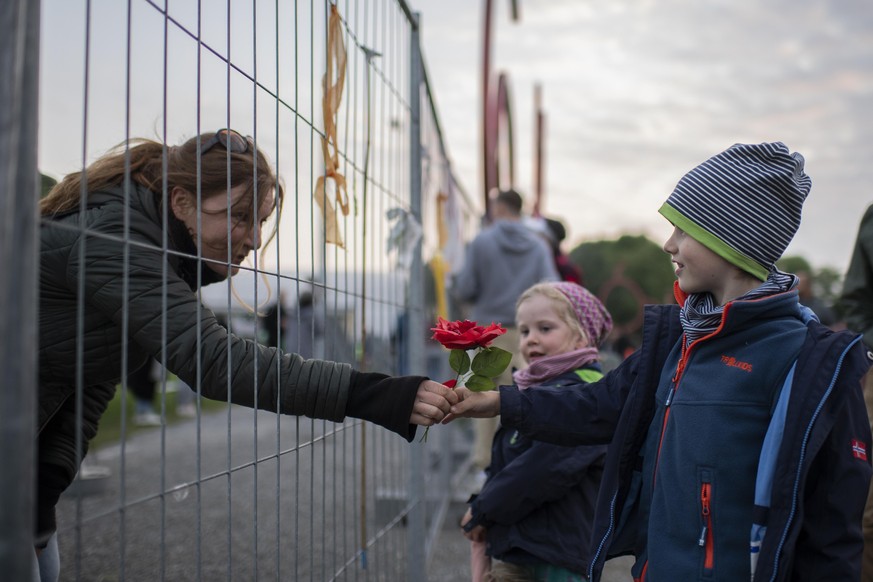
[170, 186, 195, 220]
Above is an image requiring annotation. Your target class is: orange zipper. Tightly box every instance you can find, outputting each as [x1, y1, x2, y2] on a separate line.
[653, 304, 733, 486]
[651, 337, 690, 486]
[699, 482, 714, 570]
[633, 561, 648, 582]
[643, 302, 733, 580]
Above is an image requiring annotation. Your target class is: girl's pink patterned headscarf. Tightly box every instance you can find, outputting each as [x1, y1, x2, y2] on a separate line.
[551, 282, 613, 347]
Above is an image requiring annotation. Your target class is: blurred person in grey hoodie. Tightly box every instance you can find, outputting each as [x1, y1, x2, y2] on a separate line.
[451, 188, 559, 473]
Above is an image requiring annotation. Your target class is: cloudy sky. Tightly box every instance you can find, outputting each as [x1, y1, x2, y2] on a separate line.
[39, 1, 873, 275]
[410, 0, 873, 272]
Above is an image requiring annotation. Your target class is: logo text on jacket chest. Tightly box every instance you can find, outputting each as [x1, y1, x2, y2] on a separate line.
[720, 354, 753, 373]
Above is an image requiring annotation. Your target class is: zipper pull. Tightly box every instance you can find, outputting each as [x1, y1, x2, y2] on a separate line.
[665, 386, 676, 406]
[699, 483, 711, 546]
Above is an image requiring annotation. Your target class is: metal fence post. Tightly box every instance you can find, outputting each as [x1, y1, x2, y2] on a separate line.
[407, 10, 427, 582]
[0, 0, 41, 578]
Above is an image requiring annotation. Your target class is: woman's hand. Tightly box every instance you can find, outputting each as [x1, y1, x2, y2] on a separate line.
[440, 387, 500, 424]
[408, 380, 460, 426]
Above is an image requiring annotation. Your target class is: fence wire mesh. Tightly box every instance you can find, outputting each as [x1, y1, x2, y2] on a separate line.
[5, 0, 481, 580]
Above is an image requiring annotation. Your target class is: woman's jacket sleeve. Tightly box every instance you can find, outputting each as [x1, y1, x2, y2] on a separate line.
[68, 214, 404, 428]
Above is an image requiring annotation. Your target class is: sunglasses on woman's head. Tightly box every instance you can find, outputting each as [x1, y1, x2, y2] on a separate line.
[199, 128, 250, 155]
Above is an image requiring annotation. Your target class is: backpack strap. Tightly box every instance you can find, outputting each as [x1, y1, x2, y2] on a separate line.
[749, 360, 796, 577]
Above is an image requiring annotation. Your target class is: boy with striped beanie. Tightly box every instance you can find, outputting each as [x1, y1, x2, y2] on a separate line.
[658, 141, 810, 282]
[447, 142, 872, 581]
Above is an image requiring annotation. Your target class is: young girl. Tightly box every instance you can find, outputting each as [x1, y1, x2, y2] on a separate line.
[460, 281, 613, 582]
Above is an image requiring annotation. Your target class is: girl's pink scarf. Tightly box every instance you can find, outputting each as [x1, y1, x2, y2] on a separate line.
[512, 347, 600, 390]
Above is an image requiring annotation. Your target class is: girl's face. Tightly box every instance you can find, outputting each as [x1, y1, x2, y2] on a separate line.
[662, 225, 756, 305]
[171, 183, 275, 279]
[516, 293, 586, 364]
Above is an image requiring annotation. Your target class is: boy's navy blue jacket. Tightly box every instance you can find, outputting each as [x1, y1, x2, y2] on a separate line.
[499, 290, 873, 581]
[468, 367, 607, 575]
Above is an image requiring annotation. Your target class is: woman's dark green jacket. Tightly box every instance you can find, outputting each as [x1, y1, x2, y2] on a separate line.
[36, 183, 422, 544]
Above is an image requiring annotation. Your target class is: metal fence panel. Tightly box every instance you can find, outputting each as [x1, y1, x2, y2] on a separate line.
[9, 0, 479, 580]
[0, 0, 41, 580]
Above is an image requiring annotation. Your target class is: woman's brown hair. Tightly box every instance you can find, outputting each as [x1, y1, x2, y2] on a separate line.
[40, 132, 285, 247]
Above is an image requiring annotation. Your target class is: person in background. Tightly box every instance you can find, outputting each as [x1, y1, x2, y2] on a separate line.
[448, 142, 872, 581]
[840, 204, 873, 581]
[261, 289, 289, 349]
[35, 129, 457, 581]
[286, 289, 323, 360]
[461, 281, 612, 582]
[524, 215, 584, 285]
[450, 188, 559, 476]
[545, 217, 584, 285]
[127, 357, 161, 426]
[796, 268, 837, 328]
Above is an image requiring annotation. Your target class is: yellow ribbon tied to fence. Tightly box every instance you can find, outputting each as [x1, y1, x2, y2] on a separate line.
[314, 4, 349, 248]
[430, 191, 450, 318]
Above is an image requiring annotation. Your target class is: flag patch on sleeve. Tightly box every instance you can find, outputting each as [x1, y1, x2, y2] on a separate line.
[852, 439, 868, 461]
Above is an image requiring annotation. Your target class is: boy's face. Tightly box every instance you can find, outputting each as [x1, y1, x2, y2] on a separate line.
[662, 226, 744, 305]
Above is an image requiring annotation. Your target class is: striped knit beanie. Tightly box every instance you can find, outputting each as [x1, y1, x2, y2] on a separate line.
[551, 282, 613, 347]
[658, 142, 811, 280]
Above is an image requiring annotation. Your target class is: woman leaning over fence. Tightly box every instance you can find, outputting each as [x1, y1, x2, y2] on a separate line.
[34, 129, 457, 578]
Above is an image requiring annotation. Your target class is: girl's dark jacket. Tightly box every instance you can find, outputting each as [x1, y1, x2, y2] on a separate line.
[499, 292, 872, 582]
[37, 183, 423, 544]
[467, 367, 607, 575]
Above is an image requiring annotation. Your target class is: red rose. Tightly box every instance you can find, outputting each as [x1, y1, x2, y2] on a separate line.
[421, 318, 512, 442]
[430, 317, 507, 350]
